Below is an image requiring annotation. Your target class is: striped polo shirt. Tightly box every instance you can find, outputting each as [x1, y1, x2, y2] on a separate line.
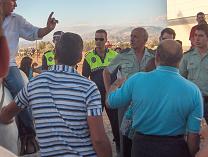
[15, 65, 102, 157]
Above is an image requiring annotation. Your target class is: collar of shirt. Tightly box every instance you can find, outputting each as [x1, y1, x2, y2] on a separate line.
[156, 66, 179, 74]
[3, 13, 16, 27]
[93, 48, 109, 55]
[129, 47, 152, 57]
[193, 48, 208, 57]
[49, 65, 77, 74]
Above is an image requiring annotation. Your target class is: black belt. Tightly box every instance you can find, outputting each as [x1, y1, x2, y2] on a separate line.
[203, 96, 208, 104]
[135, 132, 184, 140]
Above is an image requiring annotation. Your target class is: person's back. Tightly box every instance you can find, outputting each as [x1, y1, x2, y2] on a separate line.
[0, 32, 112, 157]
[107, 40, 203, 157]
[127, 68, 202, 135]
[27, 65, 100, 156]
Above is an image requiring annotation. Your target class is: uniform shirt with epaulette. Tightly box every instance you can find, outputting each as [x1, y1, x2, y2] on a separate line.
[82, 48, 117, 94]
[179, 48, 208, 96]
[107, 48, 155, 79]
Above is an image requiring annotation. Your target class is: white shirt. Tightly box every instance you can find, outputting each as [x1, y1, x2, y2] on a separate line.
[3, 13, 40, 66]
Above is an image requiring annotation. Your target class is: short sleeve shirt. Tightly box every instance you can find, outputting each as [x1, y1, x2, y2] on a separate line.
[179, 48, 208, 96]
[107, 48, 154, 78]
[14, 65, 101, 157]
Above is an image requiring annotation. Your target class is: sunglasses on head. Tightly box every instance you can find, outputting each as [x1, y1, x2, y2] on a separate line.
[95, 38, 104, 41]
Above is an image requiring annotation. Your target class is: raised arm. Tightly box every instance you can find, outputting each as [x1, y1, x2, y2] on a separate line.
[38, 12, 58, 38]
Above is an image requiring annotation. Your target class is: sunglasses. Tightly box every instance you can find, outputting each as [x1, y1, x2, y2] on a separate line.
[95, 38, 104, 41]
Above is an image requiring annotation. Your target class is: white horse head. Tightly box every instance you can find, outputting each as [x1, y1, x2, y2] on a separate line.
[0, 70, 28, 155]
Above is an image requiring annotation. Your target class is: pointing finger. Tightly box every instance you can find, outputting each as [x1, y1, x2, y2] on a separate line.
[48, 12, 54, 19]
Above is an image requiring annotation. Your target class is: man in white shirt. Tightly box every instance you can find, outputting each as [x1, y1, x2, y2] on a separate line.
[2, 0, 58, 155]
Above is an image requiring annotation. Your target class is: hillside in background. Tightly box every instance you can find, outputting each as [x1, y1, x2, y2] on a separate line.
[19, 25, 163, 48]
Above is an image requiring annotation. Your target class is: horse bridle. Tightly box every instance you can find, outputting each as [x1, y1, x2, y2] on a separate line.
[0, 81, 5, 109]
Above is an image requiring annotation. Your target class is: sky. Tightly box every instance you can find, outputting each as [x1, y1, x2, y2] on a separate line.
[15, 0, 167, 28]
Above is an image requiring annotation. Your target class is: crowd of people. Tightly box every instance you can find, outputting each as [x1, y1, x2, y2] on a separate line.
[0, 0, 208, 157]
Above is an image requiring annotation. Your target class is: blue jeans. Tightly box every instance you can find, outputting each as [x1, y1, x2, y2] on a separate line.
[5, 66, 35, 135]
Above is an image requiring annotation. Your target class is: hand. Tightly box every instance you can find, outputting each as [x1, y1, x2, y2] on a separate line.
[109, 78, 126, 92]
[46, 12, 58, 31]
[200, 119, 208, 139]
[32, 62, 38, 69]
[0, 107, 14, 124]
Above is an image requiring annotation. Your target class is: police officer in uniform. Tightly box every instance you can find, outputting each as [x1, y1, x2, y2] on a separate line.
[82, 29, 120, 152]
[180, 24, 208, 122]
[42, 31, 64, 70]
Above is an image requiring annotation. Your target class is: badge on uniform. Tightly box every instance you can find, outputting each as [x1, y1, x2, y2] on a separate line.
[91, 57, 96, 63]
[48, 57, 54, 62]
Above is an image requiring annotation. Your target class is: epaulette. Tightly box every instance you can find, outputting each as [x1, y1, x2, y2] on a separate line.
[44, 50, 53, 54]
[183, 47, 194, 54]
[120, 47, 131, 53]
[147, 48, 156, 55]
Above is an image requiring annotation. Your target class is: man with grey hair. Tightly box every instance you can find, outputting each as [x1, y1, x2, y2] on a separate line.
[107, 40, 203, 157]
[103, 27, 154, 157]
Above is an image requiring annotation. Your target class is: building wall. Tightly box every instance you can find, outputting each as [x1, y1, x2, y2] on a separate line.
[167, 0, 208, 50]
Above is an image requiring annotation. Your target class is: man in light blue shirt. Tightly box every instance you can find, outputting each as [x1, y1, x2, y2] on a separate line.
[107, 40, 203, 157]
[2, 0, 58, 155]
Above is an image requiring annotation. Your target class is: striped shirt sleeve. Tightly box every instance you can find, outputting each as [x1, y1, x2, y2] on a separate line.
[86, 83, 102, 116]
[14, 84, 29, 109]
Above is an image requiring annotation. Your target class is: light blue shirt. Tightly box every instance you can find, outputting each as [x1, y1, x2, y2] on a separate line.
[108, 66, 203, 135]
[3, 13, 40, 66]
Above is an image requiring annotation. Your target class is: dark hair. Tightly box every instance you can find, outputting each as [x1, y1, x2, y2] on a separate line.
[176, 40, 182, 46]
[19, 56, 32, 78]
[197, 12, 205, 17]
[55, 32, 83, 66]
[95, 29, 107, 38]
[195, 24, 208, 37]
[160, 28, 176, 39]
[53, 31, 64, 37]
[157, 40, 183, 66]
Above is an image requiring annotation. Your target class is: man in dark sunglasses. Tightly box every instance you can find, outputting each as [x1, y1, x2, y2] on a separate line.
[82, 29, 120, 153]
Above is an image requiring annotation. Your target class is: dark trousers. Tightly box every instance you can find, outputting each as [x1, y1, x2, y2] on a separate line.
[122, 135, 132, 157]
[203, 96, 208, 123]
[101, 92, 120, 149]
[118, 106, 132, 157]
[132, 132, 191, 157]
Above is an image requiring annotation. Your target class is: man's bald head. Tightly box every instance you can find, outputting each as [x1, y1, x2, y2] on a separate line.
[156, 39, 183, 67]
[130, 27, 148, 50]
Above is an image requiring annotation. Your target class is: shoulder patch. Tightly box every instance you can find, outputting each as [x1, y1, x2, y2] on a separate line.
[84, 50, 93, 57]
[44, 50, 52, 55]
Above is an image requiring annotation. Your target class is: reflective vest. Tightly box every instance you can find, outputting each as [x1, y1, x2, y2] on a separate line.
[44, 51, 55, 66]
[85, 49, 117, 72]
